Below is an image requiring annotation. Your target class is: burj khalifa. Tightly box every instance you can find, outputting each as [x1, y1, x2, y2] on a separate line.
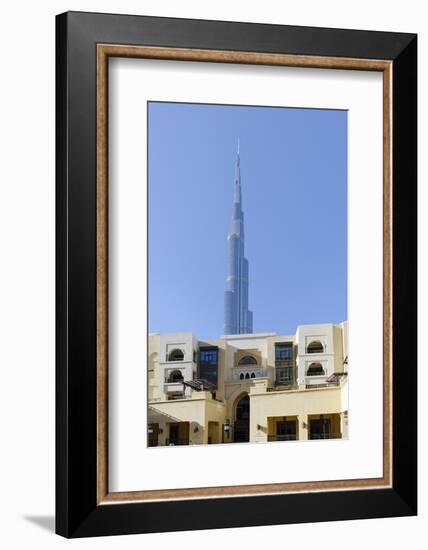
[224, 142, 253, 335]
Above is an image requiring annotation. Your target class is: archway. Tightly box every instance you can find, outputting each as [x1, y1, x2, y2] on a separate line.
[234, 394, 250, 443]
[168, 370, 184, 383]
[307, 363, 325, 376]
[238, 355, 257, 366]
[168, 348, 184, 361]
[307, 340, 324, 354]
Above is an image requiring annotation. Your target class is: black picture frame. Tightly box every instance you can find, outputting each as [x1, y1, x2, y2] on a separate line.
[56, 11, 417, 538]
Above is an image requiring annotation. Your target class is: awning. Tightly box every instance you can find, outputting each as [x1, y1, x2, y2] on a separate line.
[183, 378, 217, 392]
[147, 406, 181, 424]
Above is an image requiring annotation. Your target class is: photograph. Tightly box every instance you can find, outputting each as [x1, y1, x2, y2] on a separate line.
[0, 1, 420, 545]
[147, 101, 349, 446]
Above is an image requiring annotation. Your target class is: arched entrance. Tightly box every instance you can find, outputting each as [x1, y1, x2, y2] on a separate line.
[234, 394, 250, 443]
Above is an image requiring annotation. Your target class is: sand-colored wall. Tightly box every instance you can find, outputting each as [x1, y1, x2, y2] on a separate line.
[149, 392, 226, 445]
[250, 381, 348, 442]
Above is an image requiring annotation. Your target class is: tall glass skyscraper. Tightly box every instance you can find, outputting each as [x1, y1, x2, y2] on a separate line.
[224, 143, 253, 335]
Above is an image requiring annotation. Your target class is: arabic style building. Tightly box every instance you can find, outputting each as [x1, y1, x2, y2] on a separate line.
[148, 324, 349, 446]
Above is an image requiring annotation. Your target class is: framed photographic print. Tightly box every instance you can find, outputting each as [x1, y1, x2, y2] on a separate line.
[56, 11, 417, 538]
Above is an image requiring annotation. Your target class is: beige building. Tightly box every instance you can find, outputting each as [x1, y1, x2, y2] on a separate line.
[148, 322, 348, 446]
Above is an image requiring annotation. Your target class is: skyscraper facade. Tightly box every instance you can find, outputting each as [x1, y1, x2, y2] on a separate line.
[224, 143, 253, 335]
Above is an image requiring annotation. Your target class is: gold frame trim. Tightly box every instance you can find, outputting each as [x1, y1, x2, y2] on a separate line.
[96, 44, 392, 504]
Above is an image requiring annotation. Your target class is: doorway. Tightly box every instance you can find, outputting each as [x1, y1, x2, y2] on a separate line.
[168, 422, 189, 445]
[308, 414, 343, 440]
[208, 421, 220, 444]
[234, 394, 250, 442]
[148, 423, 159, 447]
[276, 419, 297, 441]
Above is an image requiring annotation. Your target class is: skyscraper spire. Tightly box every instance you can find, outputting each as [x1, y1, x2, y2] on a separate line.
[224, 142, 253, 335]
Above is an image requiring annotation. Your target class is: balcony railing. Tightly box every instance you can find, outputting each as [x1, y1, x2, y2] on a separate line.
[306, 372, 347, 389]
[164, 439, 189, 446]
[267, 385, 298, 392]
[305, 381, 329, 389]
[268, 434, 297, 442]
[267, 433, 342, 441]
[309, 433, 342, 440]
[275, 378, 295, 386]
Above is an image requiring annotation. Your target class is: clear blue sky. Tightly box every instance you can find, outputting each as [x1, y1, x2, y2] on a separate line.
[148, 102, 347, 339]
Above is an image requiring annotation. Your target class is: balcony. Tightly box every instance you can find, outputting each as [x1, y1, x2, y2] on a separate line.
[267, 385, 298, 392]
[163, 381, 184, 394]
[305, 372, 347, 389]
[305, 377, 328, 388]
[164, 365, 186, 393]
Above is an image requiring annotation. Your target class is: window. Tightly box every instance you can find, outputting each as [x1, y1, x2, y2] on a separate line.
[168, 370, 184, 382]
[251, 372, 256, 378]
[307, 340, 324, 354]
[238, 355, 257, 366]
[275, 342, 293, 362]
[245, 373, 250, 379]
[275, 367, 293, 385]
[306, 363, 325, 376]
[200, 350, 217, 363]
[168, 348, 184, 361]
[275, 343, 294, 385]
[199, 347, 218, 387]
[239, 373, 244, 380]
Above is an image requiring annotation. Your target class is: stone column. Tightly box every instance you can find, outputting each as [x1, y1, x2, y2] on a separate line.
[299, 414, 309, 441]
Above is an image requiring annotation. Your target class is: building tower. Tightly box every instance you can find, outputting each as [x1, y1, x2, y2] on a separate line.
[224, 141, 253, 335]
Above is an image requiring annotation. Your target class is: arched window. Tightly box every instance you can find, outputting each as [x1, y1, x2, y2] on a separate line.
[307, 341, 324, 354]
[251, 372, 256, 378]
[168, 370, 184, 382]
[245, 372, 250, 379]
[238, 355, 257, 366]
[168, 348, 184, 361]
[239, 373, 244, 380]
[307, 363, 325, 376]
